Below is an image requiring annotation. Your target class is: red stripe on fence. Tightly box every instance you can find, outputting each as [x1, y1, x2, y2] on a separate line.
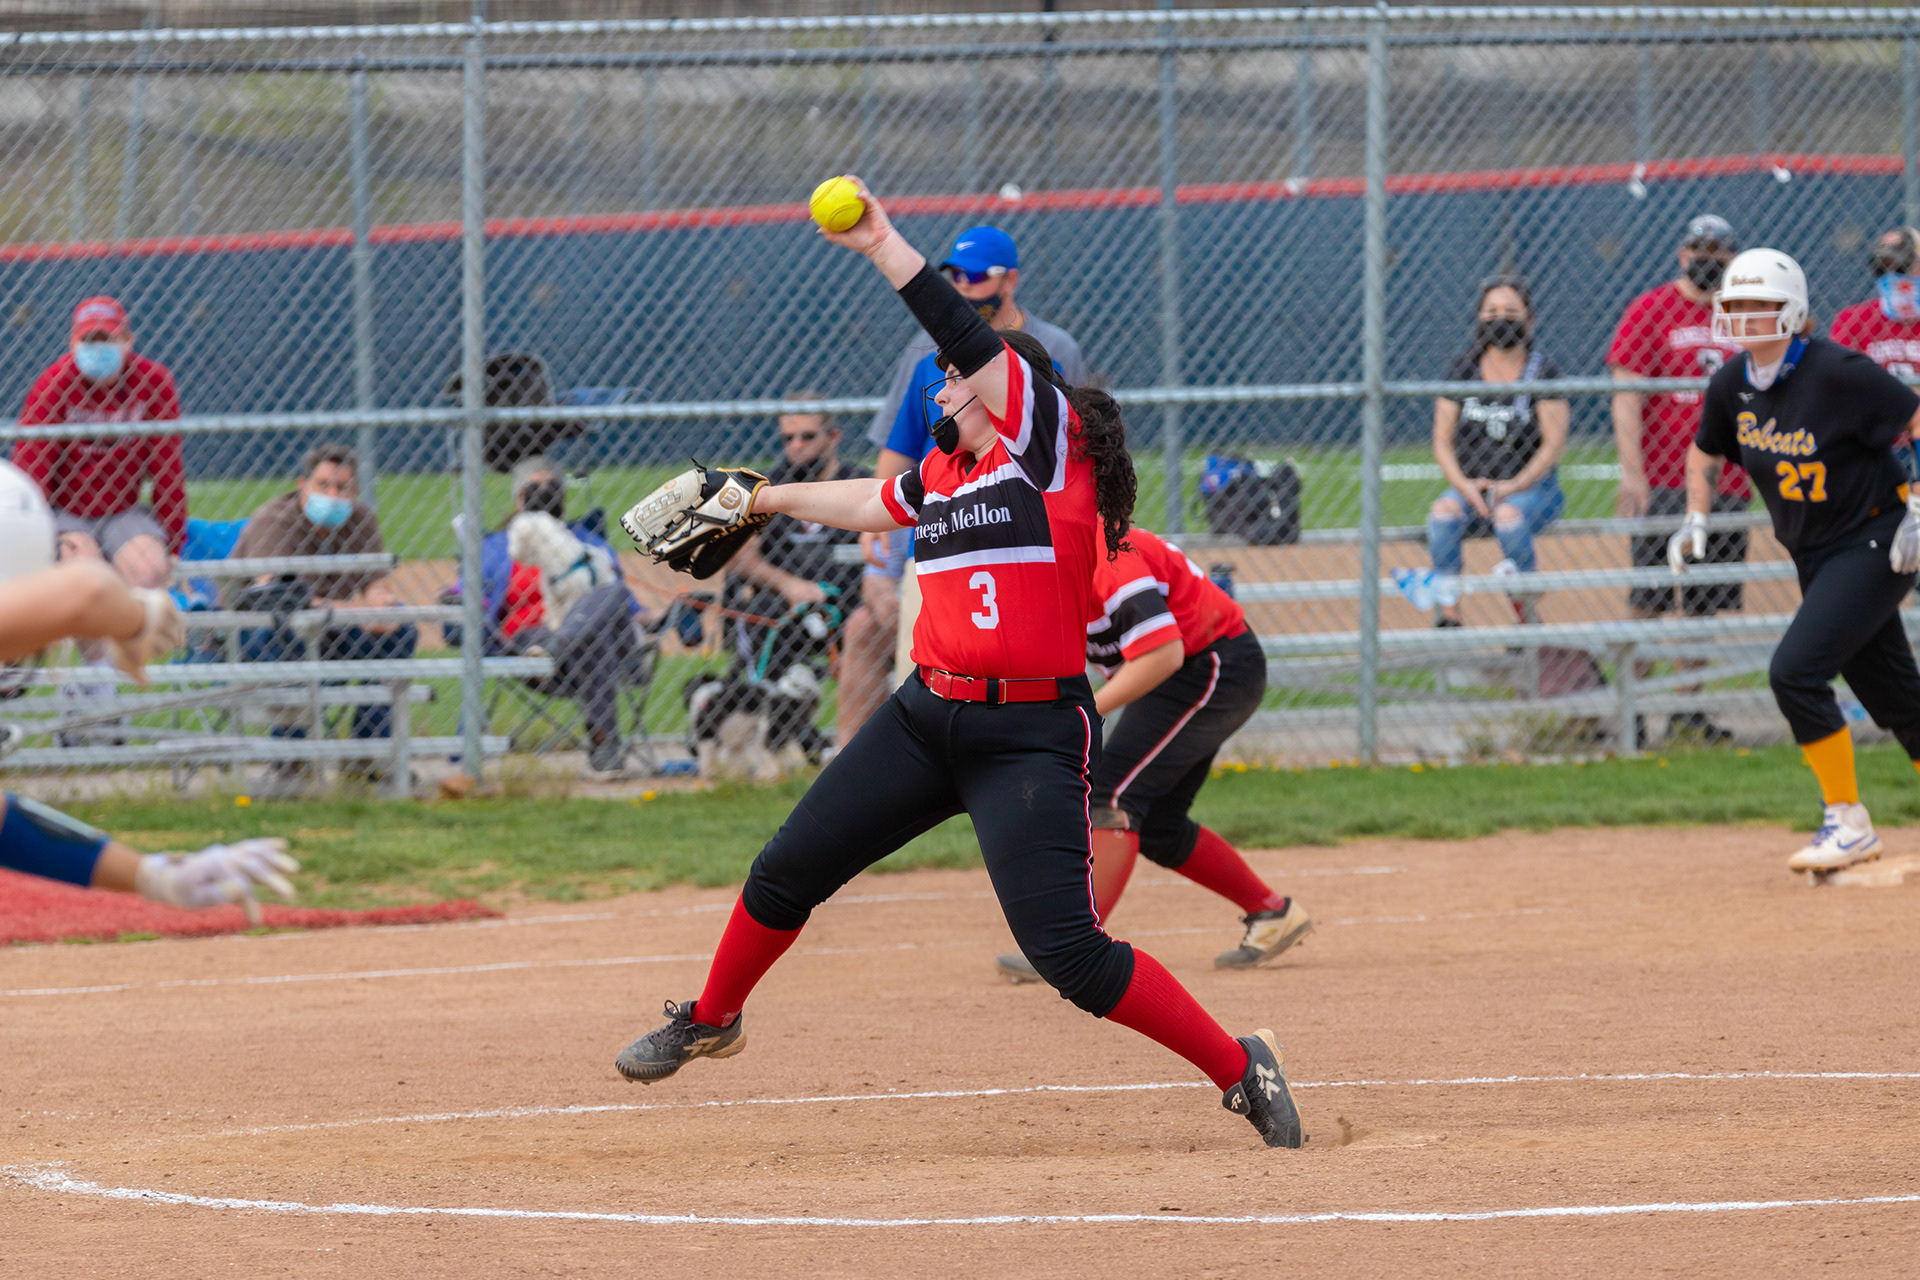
[1, 152, 1898, 264]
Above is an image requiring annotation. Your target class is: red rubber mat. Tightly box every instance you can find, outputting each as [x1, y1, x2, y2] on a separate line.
[0, 868, 500, 945]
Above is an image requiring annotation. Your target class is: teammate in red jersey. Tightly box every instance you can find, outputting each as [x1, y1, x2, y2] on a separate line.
[1830, 226, 1920, 376]
[613, 178, 1304, 1150]
[992, 523, 1310, 985]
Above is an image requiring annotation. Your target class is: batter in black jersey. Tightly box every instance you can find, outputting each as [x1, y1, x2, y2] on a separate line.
[1680, 248, 1920, 875]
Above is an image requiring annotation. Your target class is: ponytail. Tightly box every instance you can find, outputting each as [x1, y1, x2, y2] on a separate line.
[998, 330, 1134, 559]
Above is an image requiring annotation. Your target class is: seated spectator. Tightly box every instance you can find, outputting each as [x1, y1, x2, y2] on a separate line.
[13, 296, 185, 591]
[1426, 274, 1569, 627]
[453, 457, 647, 774]
[725, 398, 870, 758]
[231, 445, 416, 769]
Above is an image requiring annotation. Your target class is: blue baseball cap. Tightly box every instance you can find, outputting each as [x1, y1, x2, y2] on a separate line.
[940, 225, 1018, 275]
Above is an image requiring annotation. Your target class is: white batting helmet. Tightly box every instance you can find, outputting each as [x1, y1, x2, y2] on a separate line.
[0, 460, 55, 584]
[1711, 247, 1809, 346]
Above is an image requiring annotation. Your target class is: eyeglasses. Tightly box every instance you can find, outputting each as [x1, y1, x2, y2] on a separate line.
[781, 430, 821, 444]
[940, 265, 1008, 286]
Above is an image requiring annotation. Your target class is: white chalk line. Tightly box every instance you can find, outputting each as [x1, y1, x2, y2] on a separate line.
[82, 1068, 1919, 1142]
[5, 1164, 1915, 1229]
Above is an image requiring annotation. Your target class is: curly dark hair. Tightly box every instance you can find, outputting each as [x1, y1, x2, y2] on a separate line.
[997, 329, 1135, 560]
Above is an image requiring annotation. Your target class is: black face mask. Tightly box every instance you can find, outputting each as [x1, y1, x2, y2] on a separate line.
[520, 478, 565, 519]
[970, 291, 1004, 325]
[1476, 317, 1528, 350]
[1685, 253, 1727, 292]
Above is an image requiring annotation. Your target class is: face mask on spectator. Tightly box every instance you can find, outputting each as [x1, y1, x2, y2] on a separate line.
[520, 479, 566, 519]
[1879, 273, 1920, 323]
[1685, 253, 1727, 293]
[303, 492, 353, 528]
[1476, 317, 1528, 350]
[73, 342, 124, 381]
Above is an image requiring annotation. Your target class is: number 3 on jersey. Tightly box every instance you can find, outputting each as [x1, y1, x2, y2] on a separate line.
[1776, 460, 1827, 503]
[968, 570, 1000, 630]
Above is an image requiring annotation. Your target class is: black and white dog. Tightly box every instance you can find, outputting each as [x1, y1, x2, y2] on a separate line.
[685, 665, 822, 783]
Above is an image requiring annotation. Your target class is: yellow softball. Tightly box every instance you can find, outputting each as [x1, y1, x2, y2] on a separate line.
[809, 176, 866, 233]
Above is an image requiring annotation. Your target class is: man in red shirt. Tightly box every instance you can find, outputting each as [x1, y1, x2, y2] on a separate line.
[1830, 226, 1920, 376]
[13, 296, 185, 590]
[1608, 215, 1749, 744]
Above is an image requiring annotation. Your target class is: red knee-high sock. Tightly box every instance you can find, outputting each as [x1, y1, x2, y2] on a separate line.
[1178, 826, 1287, 916]
[693, 897, 802, 1028]
[1089, 829, 1139, 924]
[1103, 949, 1250, 1091]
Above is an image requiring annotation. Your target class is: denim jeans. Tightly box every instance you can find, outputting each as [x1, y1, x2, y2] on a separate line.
[239, 623, 420, 739]
[1427, 472, 1565, 579]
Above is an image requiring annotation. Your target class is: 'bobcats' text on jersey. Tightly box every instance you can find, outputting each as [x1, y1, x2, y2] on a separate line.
[1085, 529, 1246, 676]
[1696, 336, 1920, 555]
[879, 345, 1100, 679]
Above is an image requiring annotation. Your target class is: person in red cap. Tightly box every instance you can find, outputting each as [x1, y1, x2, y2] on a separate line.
[11, 296, 185, 589]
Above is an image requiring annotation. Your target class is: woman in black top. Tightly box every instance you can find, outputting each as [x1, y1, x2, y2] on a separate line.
[1426, 275, 1570, 625]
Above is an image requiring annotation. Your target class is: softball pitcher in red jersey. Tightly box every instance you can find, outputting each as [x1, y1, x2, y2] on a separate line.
[613, 179, 1304, 1149]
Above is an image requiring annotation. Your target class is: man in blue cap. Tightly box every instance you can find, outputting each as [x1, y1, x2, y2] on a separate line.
[839, 225, 1092, 741]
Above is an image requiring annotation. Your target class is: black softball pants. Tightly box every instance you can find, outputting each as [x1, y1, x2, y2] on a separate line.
[1093, 629, 1267, 869]
[739, 672, 1136, 1017]
[1770, 512, 1920, 758]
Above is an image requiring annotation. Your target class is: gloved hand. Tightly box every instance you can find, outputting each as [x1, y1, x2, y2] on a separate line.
[135, 838, 299, 926]
[106, 588, 186, 685]
[1667, 510, 1708, 575]
[1891, 490, 1920, 575]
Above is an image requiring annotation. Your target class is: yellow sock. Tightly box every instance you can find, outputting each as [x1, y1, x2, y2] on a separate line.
[1800, 728, 1858, 806]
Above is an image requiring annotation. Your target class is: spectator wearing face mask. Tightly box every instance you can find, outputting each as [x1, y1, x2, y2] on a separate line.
[1607, 214, 1751, 746]
[1830, 226, 1920, 377]
[231, 445, 415, 774]
[13, 296, 185, 591]
[1426, 275, 1569, 627]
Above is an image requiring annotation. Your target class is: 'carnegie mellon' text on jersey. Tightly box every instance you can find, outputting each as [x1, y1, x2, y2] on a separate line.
[879, 347, 1100, 680]
[1695, 337, 1920, 555]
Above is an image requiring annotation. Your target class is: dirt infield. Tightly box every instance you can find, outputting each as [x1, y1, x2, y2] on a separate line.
[5, 824, 1917, 1278]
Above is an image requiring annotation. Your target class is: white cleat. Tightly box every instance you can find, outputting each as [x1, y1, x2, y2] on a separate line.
[1787, 803, 1884, 874]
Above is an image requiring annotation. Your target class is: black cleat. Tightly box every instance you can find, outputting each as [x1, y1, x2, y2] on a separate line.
[614, 999, 746, 1084]
[1215, 899, 1314, 969]
[1221, 1029, 1304, 1149]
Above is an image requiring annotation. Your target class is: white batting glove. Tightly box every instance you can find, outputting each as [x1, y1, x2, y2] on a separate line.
[136, 838, 299, 925]
[1892, 490, 1920, 575]
[106, 588, 186, 686]
[1666, 511, 1708, 575]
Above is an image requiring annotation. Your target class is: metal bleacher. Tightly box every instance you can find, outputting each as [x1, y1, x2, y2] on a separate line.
[3, 552, 552, 797]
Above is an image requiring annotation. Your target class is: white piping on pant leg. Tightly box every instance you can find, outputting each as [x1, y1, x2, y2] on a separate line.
[1107, 651, 1220, 810]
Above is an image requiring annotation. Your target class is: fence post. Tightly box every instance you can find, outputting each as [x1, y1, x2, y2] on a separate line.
[1905, 39, 1919, 230]
[116, 19, 153, 242]
[351, 58, 379, 513]
[1292, 34, 1314, 183]
[458, 4, 489, 783]
[1357, 1, 1389, 764]
[70, 81, 92, 241]
[1157, 0, 1183, 534]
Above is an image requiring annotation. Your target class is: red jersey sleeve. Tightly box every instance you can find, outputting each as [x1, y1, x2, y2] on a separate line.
[146, 434, 188, 552]
[880, 466, 922, 528]
[983, 342, 1071, 492]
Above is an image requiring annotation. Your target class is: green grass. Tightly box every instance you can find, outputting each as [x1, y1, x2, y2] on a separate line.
[52, 741, 1906, 912]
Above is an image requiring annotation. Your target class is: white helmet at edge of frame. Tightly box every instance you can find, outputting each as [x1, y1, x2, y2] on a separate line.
[1711, 247, 1809, 346]
[0, 460, 56, 584]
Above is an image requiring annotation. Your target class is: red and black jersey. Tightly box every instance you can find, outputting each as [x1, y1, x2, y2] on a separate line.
[878, 345, 1098, 679]
[1085, 529, 1246, 676]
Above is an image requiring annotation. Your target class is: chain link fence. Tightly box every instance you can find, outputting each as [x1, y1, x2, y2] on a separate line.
[1, 5, 1916, 781]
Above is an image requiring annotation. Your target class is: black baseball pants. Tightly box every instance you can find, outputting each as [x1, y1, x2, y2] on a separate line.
[1770, 512, 1920, 758]
[1093, 629, 1267, 869]
[740, 672, 1137, 1017]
